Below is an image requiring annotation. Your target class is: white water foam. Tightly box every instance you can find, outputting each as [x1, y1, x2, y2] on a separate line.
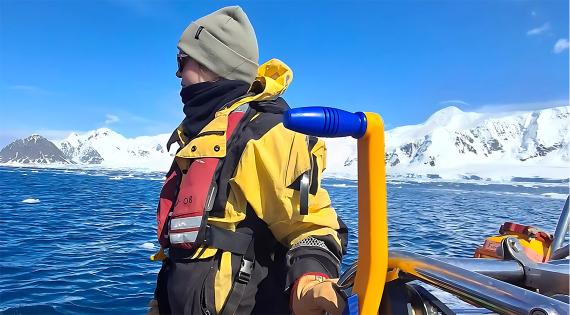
[22, 198, 40, 204]
[148, 177, 164, 181]
[542, 193, 568, 200]
[328, 183, 358, 188]
[109, 176, 123, 180]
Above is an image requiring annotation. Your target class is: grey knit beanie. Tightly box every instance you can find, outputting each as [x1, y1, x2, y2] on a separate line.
[178, 6, 259, 83]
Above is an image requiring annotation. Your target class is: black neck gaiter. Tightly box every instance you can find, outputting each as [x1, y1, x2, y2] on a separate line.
[180, 79, 250, 139]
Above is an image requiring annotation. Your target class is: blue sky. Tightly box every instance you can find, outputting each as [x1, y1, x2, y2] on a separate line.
[0, 0, 568, 147]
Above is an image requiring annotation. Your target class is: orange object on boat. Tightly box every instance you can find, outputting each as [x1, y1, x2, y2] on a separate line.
[474, 221, 553, 263]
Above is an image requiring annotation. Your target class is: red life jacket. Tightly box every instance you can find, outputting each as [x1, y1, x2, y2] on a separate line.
[156, 108, 245, 249]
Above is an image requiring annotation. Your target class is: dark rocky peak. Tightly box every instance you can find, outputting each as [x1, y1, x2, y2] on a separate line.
[0, 135, 71, 164]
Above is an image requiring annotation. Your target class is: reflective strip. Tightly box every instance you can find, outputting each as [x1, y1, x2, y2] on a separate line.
[233, 103, 249, 113]
[170, 231, 199, 244]
[170, 216, 202, 231]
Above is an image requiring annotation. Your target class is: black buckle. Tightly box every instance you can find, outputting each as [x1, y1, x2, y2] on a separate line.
[237, 258, 254, 284]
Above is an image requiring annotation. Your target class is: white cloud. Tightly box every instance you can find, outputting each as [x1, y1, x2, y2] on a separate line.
[104, 114, 120, 125]
[439, 100, 471, 108]
[553, 38, 569, 53]
[474, 99, 569, 113]
[6, 85, 52, 94]
[526, 22, 550, 36]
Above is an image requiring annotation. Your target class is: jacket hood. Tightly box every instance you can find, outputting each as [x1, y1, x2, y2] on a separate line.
[246, 58, 293, 102]
[169, 59, 294, 149]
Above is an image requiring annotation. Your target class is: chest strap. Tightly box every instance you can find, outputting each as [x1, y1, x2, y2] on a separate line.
[169, 224, 253, 260]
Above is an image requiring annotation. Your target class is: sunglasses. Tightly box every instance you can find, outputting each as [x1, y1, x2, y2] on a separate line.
[177, 53, 190, 73]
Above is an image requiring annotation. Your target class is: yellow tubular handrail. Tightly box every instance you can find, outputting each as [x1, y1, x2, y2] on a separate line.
[283, 107, 390, 314]
[352, 112, 388, 314]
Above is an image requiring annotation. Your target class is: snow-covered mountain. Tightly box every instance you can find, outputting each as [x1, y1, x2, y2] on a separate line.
[1, 105, 568, 181]
[55, 128, 175, 170]
[324, 105, 569, 181]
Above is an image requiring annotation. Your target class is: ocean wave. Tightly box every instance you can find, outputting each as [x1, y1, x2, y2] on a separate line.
[2, 165, 566, 314]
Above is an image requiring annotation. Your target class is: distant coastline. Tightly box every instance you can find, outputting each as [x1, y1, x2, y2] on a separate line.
[2, 105, 568, 184]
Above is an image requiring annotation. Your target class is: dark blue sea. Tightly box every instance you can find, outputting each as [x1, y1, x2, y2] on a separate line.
[0, 166, 568, 314]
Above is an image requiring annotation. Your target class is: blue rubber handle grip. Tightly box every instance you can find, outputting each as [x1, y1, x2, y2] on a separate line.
[283, 106, 367, 138]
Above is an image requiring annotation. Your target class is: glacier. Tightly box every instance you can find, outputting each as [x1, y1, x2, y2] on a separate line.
[56, 128, 175, 171]
[324, 105, 569, 181]
[1, 105, 568, 182]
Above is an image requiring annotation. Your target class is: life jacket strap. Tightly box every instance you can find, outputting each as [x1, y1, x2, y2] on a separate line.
[203, 224, 253, 256]
[169, 224, 253, 261]
[220, 238, 255, 315]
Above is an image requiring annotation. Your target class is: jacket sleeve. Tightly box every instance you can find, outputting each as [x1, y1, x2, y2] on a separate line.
[230, 123, 348, 290]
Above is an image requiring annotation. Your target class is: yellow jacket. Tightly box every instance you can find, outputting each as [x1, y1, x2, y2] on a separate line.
[158, 59, 347, 315]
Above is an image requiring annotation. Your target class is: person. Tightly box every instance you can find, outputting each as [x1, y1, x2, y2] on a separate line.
[149, 6, 348, 315]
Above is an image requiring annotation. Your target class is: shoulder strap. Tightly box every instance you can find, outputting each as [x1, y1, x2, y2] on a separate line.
[249, 100, 288, 114]
[209, 98, 290, 217]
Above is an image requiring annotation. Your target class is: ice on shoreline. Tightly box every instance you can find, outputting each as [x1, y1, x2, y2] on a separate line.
[1, 163, 568, 188]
